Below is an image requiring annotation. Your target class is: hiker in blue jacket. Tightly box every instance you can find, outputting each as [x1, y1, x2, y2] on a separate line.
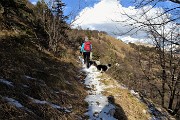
[80, 36, 92, 68]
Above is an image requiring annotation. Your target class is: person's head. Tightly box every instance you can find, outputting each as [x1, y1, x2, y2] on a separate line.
[85, 36, 89, 42]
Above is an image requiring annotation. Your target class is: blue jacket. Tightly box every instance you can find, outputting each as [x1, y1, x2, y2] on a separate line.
[80, 42, 92, 52]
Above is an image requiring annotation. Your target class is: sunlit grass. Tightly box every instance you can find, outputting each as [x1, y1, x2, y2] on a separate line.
[101, 73, 151, 120]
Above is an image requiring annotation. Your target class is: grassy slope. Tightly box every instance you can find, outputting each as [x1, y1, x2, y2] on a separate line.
[89, 33, 176, 119]
[90, 34, 152, 119]
[0, 1, 87, 119]
[101, 74, 151, 120]
[0, 36, 87, 120]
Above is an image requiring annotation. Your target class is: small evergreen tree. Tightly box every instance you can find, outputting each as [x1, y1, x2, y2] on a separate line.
[34, 0, 69, 54]
[49, 0, 68, 53]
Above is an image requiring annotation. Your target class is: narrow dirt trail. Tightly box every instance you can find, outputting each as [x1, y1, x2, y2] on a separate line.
[82, 64, 117, 120]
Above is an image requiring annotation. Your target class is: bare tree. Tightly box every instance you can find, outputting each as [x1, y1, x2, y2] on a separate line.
[116, 0, 180, 115]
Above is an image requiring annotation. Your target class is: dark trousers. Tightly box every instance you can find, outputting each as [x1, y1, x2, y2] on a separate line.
[83, 52, 90, 68]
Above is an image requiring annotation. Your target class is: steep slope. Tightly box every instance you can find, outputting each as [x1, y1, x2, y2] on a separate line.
[78, 31, 177, 119]
[0, 37, 87, 119]
[0, 1, 87, 119]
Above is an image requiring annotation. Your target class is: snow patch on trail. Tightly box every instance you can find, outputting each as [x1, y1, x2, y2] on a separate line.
[81, 57, 117, 120]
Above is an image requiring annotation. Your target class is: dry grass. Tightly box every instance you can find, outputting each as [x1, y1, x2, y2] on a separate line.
[0, 1, 89, 118]
[101, 74, 151, 120]
[90, 34, 134, 64]
[0, 35, 88, 120]
[0, 30, 21, 38]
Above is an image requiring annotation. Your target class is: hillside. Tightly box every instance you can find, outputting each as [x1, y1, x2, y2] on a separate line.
[69, 29, 178, 119]
[0, 1, 87, 119]
[86, 33, 179, 119]
[0, 0, 179, 120]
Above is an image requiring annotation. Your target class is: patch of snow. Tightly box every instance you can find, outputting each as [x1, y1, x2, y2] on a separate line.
[79, 56, 84, 64]
[65, 81, 72, 85]
[22, 84, 29, 88]
[81, 58, 117, 120]
[51, 104, 72, 113]
[32, 98, 47, 104]
[0, 79, 13, 87]
[29, 96, 72, 113]
[87, 65, 98, 73]
[95, 61, 101, 65]
[129, 90, 171, 120]
[4, 97, 23, 108]
[24, 75, 36, 80]
[119, 84, 128, 89]
[130, 90, 140, 99]
[104, 84, 115, 89]
[148, 103, 167, 120]
[58, 90, 75, 96]
[64, 109, 71, 113]
[130, 90, 137, 95]
[143, 109, 147, 114]
[115, 63, 120, 67]
[51, 103, 61, 109]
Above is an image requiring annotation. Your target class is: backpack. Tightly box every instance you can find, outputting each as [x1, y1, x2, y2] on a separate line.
[84, 41, 91, 52]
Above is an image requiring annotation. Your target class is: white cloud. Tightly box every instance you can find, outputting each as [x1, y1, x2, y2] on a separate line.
[72, 0, 173, 43]
[29, 0, 38, 5]
[73, 0, 123, 25]
[32, 2, 37, 5]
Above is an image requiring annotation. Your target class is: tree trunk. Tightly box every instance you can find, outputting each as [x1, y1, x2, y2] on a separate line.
[172, 96, 180, 115]
[168, 91, 175, 110]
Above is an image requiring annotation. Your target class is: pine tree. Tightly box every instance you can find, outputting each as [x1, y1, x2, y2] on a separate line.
[49, 0, 68, 53]
[34, 0, 69, 53]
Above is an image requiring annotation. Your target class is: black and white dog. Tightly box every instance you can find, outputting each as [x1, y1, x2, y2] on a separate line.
[96, 64, 111, 72]
[89, 61, 111, 72]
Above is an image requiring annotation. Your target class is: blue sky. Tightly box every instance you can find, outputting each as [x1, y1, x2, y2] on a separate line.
[29, 0, 131, 14]
[29, 0, 179, 43]
[29, 0, 138, 23]
[29, 0, 179, 23]
[29, 0, 100, 21]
